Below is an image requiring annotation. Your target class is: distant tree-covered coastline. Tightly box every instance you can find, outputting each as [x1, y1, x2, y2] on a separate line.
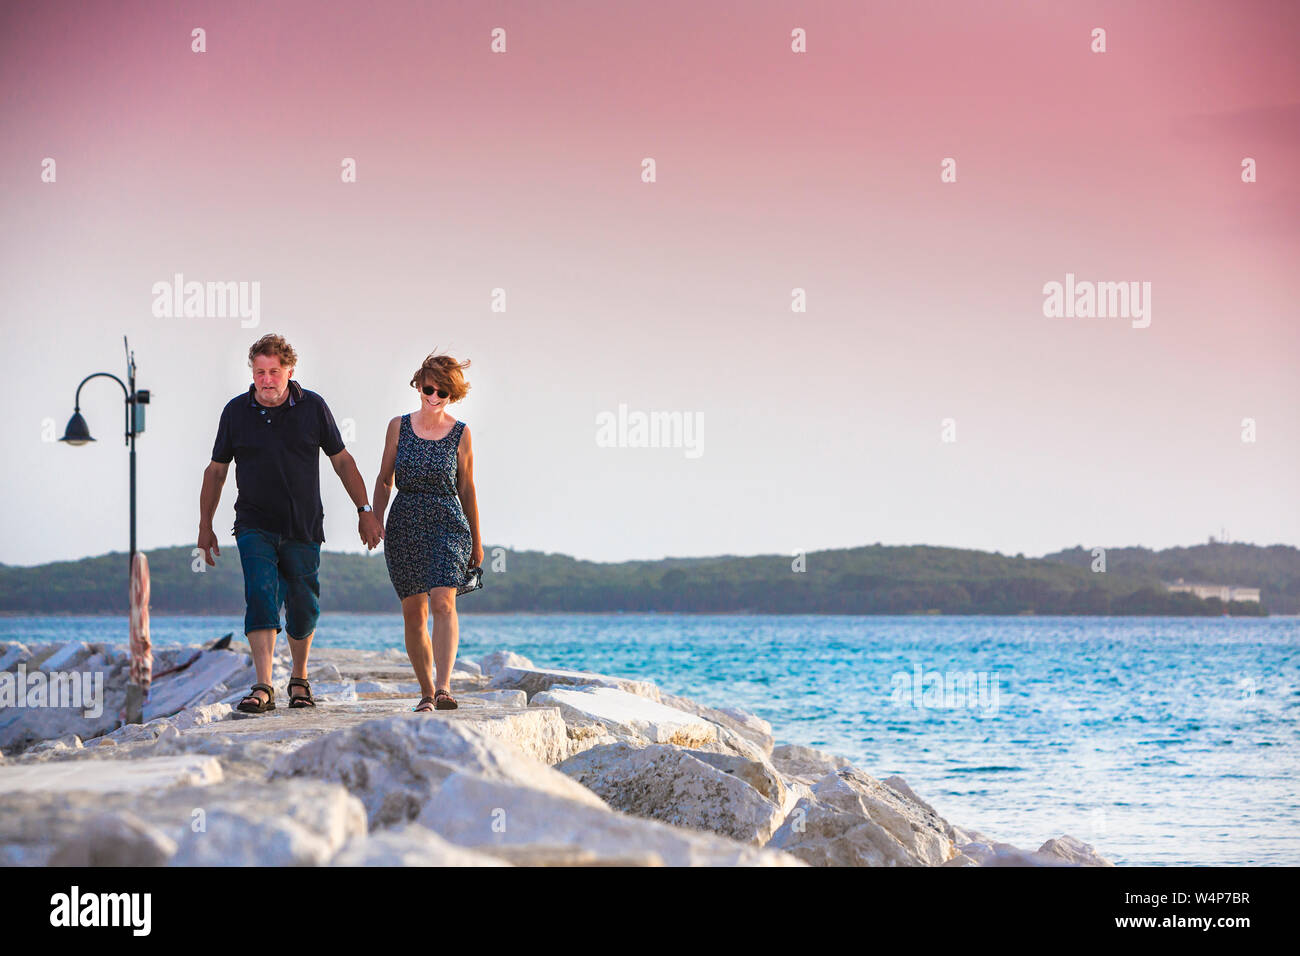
[0, 541, 1291, 616]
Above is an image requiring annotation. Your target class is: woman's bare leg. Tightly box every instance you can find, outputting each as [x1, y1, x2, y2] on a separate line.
[401, 592, 434, 698]
[428, 586, 458, 693]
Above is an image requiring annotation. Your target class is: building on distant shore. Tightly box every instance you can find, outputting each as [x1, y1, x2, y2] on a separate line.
[1165, 579, 1261, 603]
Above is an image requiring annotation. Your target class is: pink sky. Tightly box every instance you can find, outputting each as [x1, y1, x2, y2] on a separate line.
[2, 0, 1297, 565]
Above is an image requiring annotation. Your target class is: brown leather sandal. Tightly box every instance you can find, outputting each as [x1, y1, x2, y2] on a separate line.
[433, 688, 458, 710]
[287, 676, 316, 708]
[237, 682, 275, 713]
[413, 696, 436, 713]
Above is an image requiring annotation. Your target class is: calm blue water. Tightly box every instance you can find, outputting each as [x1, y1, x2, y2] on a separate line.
[3, 613, 1296, 866]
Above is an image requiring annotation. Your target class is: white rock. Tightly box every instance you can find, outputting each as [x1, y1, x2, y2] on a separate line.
[270, 714, 605, 828]
[767, 767, 956, 866]
[169, 703, 233, 731]
[530, 685, 718, 748]
[970, 842, 1075, 866]
[40, 641, 91, 672]
[659, 691, 775, 755]
[556, 742, 787, 845]
[48, 810, 178, 866]
[685, 748, 788, 806]
[0, 671, 125, 751]
[0, 754, 223, 795]
[330, 823, 511, 866]
[0, 642, 31, 671]
[144, 650, 252, 720]
[490, 665, 661, 702]
[686, 723, 772, 764]
[419, 771, 806, 867]
[354, 680, 422, 695]
[477, 650, 535, 678]
[881, 775, 939, 815]
[20, 642, 61, 668]
[25, 733, 84, 755]
[309, 680, 358, 702]
[1037, 834, 1113, 866]
[170, 780, 366, 866]
[769, 743, 857, 783]
[463, 689, 528, 707]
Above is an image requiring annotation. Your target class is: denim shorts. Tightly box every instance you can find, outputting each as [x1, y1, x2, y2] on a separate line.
[235, 528, 321, 639]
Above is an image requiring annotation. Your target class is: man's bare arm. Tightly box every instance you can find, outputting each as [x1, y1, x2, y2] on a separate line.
[330, 449, 383, 548]
[198, 460, 229, 565]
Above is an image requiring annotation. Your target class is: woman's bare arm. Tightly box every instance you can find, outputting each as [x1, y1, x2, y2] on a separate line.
[372, 416, 401, 524]
[456, 425, 482, 564]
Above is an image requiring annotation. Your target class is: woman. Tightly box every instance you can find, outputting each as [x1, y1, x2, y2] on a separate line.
[372, 351, 483, 711]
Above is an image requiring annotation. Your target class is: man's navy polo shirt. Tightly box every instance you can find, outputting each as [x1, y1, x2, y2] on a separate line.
[210, 379, 346, 543]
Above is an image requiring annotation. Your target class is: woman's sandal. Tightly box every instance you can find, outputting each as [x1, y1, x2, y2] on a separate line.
[413, 696, 436, 713]
[287, 676, 317, 708]
[433, 688, 458, 710]
[236, 682, 275, 713]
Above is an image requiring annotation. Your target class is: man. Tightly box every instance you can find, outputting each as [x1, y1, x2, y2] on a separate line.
[198, 334, 383, 713]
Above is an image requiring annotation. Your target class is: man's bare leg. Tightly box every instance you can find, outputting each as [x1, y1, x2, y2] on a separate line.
[244, 627, 277, 706]
[286, 630, 315, 702]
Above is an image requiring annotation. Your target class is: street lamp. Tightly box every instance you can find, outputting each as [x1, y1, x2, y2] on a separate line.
[60, 336, 150, 564]
[60, 336, 152, 724]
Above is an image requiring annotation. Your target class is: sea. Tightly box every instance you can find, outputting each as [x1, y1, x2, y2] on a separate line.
[2, 612, 1296, 866]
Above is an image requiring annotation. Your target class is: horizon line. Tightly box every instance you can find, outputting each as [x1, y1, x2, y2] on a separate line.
[1, 537, 1294, 571]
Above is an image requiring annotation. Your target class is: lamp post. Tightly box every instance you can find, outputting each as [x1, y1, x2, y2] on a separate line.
[60, 336, 152, 723]
[60, 337, 150, 565]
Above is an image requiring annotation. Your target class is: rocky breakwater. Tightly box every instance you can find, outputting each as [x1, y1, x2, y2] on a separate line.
[0, 641, 1112, 867]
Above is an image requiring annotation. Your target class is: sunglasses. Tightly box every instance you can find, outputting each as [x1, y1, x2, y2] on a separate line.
[420, 385, 449, 398]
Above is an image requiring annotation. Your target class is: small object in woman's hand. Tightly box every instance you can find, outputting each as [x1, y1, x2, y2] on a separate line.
[462, 565, 483, 593]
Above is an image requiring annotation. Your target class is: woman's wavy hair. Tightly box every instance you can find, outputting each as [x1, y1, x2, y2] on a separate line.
[410, 350, 471, 403]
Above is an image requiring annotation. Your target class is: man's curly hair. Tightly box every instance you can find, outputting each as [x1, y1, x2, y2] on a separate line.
[247, 333, 298, 369]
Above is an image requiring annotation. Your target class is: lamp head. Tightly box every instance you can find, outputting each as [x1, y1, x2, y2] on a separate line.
[59, 410, 95, 446]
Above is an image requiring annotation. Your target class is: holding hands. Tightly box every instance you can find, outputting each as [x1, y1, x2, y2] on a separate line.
[359, 511, 384, 550]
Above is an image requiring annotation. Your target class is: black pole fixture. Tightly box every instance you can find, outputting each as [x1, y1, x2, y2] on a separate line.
[60, 336, 151, 574]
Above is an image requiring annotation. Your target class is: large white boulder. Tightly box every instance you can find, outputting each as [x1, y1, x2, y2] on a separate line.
[1037, 835, 1114, 866]
[269, 713, 605, 827]
[48, 810, 178, 866]
[419, 771, 807, 867]
[144, 649, 253, 720]
[330, 823, 510, 866]
[659, 691, 775, 755]
[169, 779, 366, 866]
[477, 650, 535, 678]
[0, 754, 223, 795]
[767, 767, 956, 866]
[769, 743, 857, 784]
[489, 665, 661, 702]
[0, 642, 31, 671]
[0, 776, 362, 867]
[556, 741, 787, 845]
[530, 685, 718, 748]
